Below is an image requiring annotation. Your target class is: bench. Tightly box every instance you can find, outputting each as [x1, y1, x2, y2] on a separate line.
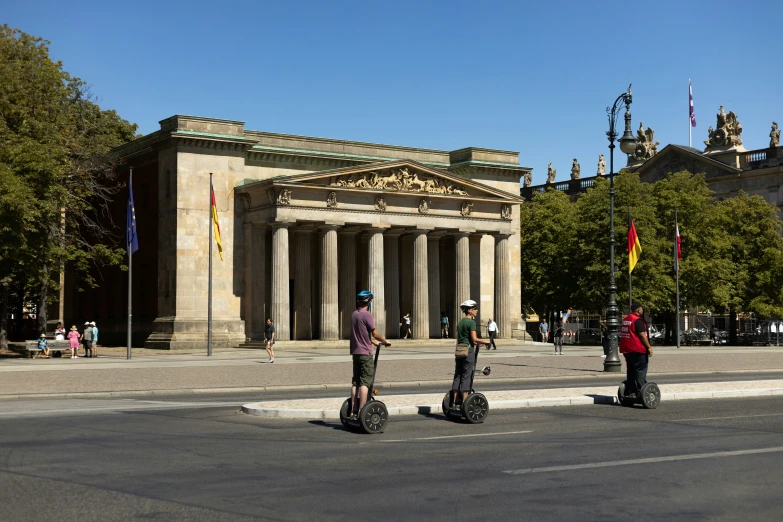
[24, 340, 72, 358]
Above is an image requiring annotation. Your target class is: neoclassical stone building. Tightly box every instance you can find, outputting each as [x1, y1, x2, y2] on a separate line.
[89, 115, 530, 348]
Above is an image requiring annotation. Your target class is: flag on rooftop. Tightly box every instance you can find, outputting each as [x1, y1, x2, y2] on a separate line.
[689, 79, 697, 127]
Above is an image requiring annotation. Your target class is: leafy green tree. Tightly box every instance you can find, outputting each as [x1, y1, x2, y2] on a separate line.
[0, 26, 137, 346]
[520, 189, 578, 320]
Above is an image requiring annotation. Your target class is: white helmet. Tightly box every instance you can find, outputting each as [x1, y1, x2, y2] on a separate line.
[460, 300, 478, 312]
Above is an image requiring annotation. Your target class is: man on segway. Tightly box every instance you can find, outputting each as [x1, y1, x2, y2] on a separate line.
[619, 302, 653, 400]
[449, 300, 491, 412]
[349, 290, 390, 420]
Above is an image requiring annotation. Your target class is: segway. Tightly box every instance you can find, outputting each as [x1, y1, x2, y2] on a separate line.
[441, 345, 491, 423]
[339, 343, 390, 434]
[617, 380, 661, 409]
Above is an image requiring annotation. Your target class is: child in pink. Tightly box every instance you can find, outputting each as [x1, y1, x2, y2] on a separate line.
[67, 325, 80, 358]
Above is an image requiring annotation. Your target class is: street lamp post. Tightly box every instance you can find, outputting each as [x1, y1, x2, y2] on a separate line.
[604, 84, 637, 372]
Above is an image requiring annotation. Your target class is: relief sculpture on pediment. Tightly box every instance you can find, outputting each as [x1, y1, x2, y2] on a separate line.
[330, 167, 469, 196]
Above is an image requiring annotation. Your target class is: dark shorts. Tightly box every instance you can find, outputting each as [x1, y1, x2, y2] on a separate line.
[452, 351, 475, 392]
[83, 340, 92, 349]
[352, 354, 374, 388]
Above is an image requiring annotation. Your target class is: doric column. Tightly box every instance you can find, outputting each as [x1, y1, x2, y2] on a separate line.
[338, 229, 357, 339]
[428, 235, 441, 338]
[454, 232, 471, 335]
[243, 223, 253, 340]
[412, 230, 430, 339]
[384, 233, 401, 338]
[271, 223, 290, 341]
[320, 225, 339, 340]
[367, 228, 386, 337]
[495, 234, 511, 338]
[251, 223, 266, 339]
[293, 228, 312, 340]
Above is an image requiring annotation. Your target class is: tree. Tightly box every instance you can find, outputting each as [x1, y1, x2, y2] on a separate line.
[520, 189, 578, 319]
[0, 26, 137, 346]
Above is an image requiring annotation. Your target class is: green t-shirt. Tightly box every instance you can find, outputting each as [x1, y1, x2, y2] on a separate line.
[457, 317, 477, 347]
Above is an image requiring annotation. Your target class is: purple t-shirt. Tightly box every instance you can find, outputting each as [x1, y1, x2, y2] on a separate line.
[350, 308, 375, 356]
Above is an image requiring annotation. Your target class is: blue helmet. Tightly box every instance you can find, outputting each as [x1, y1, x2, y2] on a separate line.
[357, 290, 374, 303]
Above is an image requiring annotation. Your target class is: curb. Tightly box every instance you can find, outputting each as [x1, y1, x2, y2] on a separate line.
[3, 369, 783, 401]
[241, 388, 783, 420]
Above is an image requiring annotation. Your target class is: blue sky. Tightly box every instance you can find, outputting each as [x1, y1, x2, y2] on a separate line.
[4, 0, 781, 185]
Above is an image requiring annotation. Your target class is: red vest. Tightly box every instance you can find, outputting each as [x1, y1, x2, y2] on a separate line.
[619, 313, 647, 354]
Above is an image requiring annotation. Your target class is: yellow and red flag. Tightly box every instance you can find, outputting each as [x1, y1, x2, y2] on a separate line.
[210, 180, 224, 260]
[628, 213, 642, 273]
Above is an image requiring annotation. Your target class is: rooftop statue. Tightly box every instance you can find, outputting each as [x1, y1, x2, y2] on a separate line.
[770, 122, 780, 148]
[631, 122, 660, 162]
[597, 154, 606, 176]
[704, 105, 743, 151]
[546, 163, 556, 184]
[570, 159, 581, 180]
[523, 170, 532, 187]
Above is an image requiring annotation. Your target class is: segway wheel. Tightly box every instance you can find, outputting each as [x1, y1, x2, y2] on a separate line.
[359, 401, 388, 434]
[462, 393, 489, 424]
[617, 381, 636, 407]
[441, 392, 451, 417]
[640, 382, 661, 409]
[339, 398, 352, 428]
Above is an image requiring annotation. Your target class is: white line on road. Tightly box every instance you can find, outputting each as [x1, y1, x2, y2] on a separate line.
[502, 446, 783, 475]
[363, 430, 532, 444]
[674, 413, 783, 422]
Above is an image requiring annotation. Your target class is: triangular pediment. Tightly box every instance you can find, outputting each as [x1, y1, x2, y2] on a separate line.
[632, 144, 741, 183]
[263, 160, 524, 202]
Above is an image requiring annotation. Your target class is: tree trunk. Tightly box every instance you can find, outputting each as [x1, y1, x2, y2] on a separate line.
[37, 262, 49, 335]
[0, 284, 8, 350]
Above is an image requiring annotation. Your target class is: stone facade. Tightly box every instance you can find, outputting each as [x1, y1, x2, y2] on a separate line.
[100, 115, 531, 348]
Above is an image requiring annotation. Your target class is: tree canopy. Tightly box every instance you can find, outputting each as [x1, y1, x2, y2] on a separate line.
[0, 26, 138, 344]
[521, 170, 783, 322]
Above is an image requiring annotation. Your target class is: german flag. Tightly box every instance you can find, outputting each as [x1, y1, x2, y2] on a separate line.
[628, 212, 642, 273]
[210, 180, 224, 261]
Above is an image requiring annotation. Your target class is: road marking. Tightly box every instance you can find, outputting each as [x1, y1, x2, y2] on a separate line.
[363, 430, 532, 444]
[502, 446, 783, 475]
[674, 413, 783, 422]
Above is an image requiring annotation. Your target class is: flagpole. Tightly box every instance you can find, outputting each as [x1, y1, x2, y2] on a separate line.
[208, 173, 213, 357]
[688, 79, 692, 148]
[675, 209, 681, 349]
[628, 206, 633, 312]
[127, 168, 133, 360]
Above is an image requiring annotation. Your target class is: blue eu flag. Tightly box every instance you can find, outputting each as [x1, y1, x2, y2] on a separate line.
[127, 170, 139, 255]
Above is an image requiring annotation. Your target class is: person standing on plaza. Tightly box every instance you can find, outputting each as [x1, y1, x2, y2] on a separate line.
[487, 318, 498, 350]
[553, 320, 564, 355]
[449, 300, 491, 410]
[348, 290, 390, 419]
[91, 321, 99, 358]
[539, 319, 549, 343]
[81, 321, 93, 358]
[67, 326, 80, 358]
[441, 311, 449, 338]
[619, 302, 653, 399]
[264, 318, 276, 363]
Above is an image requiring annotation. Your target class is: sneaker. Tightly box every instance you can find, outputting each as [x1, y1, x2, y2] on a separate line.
[270, 358, 275, 363]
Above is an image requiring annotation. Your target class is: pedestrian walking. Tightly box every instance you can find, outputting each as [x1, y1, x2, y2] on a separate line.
[264, 318, 276, 363]
[82, 322, 94, 358]
[539, 319, 549, 343]
[402, 313, 412, 339]
[91, 321, 99, 357]
[487, 318, 498, 350]
[619, 302, 653, 399]
[441, 311, 449, 338]
[67, 326, 80, 358]
[37, 333, 50, 358]
[348, 290, 390, 419]
[553, 320, 564, 355]
[448, 300, 491, 411]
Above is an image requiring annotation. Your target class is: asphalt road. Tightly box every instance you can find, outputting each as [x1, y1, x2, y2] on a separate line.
[1, 393, 783, 521]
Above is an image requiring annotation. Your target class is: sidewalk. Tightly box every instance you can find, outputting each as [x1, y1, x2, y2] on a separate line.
[3, 343, 783, 399]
